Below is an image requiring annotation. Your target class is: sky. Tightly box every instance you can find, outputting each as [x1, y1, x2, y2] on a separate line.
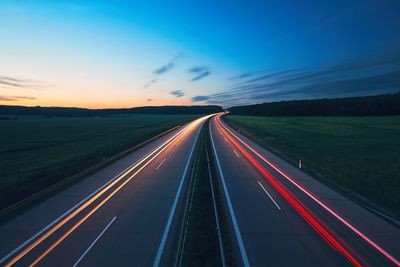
[1, 0, 400, 108]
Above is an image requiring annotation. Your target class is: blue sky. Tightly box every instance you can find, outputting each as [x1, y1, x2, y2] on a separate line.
[1, 0, 400, 107]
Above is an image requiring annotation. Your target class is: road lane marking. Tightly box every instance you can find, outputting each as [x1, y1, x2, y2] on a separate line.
[29, 129, 191, 266]
[217, 116, 400, 266]
[233, 149, 240, 158]
[73, 216, 117, 267]
[206, 145, 226, 267]
[153, 118, 206, 267]
[257, 181, 281, 210]
[3, 119, 200, 266]
[216, 118, 362, 267]
[0, 155, 145, 265]
[156, 158, 166, 170]
[176, 157, 199, 267]
[209, 119, 250, 267]
[1, 124, 194, 264]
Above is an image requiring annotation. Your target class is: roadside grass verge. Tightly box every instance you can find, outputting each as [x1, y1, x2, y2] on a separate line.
[225, 115, 400, 215]
[0, 114, 198, 210]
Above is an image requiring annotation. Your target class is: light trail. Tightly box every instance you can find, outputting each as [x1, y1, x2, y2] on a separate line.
[30, 130, 186, 266]
[152, 115, 211, 267]
[214, 116, 364, 267]
[216, 115, 400, 267]
[209, 121, 250, 267]
[6, 115, 210, 267]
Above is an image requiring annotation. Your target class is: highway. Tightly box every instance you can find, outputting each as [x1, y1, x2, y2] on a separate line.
[209, 114, 400, 266]
[1, 113, 399, 267]
[0, 115, 212, 267]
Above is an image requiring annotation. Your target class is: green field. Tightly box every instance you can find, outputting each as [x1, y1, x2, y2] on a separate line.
[0, 114, 198, 209]
[225, 115, 400, 214]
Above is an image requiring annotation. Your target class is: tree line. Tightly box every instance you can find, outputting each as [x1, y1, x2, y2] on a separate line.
[0, 105, 223, 118]
[228, 93, 400, 116]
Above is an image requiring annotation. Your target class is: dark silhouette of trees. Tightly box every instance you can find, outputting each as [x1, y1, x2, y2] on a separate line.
[228, 93, 400, 116]
[0, 105, 223, 117]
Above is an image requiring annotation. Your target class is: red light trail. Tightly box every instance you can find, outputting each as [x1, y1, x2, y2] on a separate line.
[215, 116, 368, 266]
[216, 115, 400, 266]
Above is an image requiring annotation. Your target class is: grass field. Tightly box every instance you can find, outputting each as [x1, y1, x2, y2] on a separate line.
[225, 115, 400, 214]
[0, 114, 198, 209]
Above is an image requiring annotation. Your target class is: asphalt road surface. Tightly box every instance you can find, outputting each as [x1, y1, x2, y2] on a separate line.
[209, 114, 400, 266]
[0, 115, 212, 267]
[1, 113, 399, 267]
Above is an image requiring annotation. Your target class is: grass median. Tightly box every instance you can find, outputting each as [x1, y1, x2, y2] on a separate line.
[225, 115, 400, 215]
[179, 121, 237, 266]
[178, 123, 222, 266]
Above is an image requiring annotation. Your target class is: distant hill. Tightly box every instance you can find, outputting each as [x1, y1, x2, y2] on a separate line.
[0, 105, 223, 117]
[228, 93, 400, 116]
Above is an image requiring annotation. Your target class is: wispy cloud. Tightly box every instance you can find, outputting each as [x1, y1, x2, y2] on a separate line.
[188, 66, 208, 73]
[191, 95, 210, 102]
[192, 56, 400, 106]
[144, 52, 183, 88]
[228, 71, 261, 81]
[144, 78, 158, 89]
[0, 75, 45, 90]
[154, 62, 175, 75]
[153, 52, 183, 75]
[0, 95, 36, 101]
[191, 71, 210, 81]
[188, 66, 211, 82]
[170, 90, 184, 98]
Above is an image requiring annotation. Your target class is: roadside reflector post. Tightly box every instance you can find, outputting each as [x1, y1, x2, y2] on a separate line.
[299, 160, 302, 169]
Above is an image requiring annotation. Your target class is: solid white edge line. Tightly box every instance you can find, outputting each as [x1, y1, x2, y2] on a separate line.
[152, 122, 202, 267]
[0, 156, 142, 264]
[156, 158, 167, 170]
[17, 121, 198, 266]
[72, 216, 117, 267]
[209, 119, 250, 267]
[257, 181, 281, 210]
[35, 122, 191, 265]
[219, 117, 400, 266]
[233, 149, 240, 158]
[205, 146, 226, 267]
[0, 124, 189, 264]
